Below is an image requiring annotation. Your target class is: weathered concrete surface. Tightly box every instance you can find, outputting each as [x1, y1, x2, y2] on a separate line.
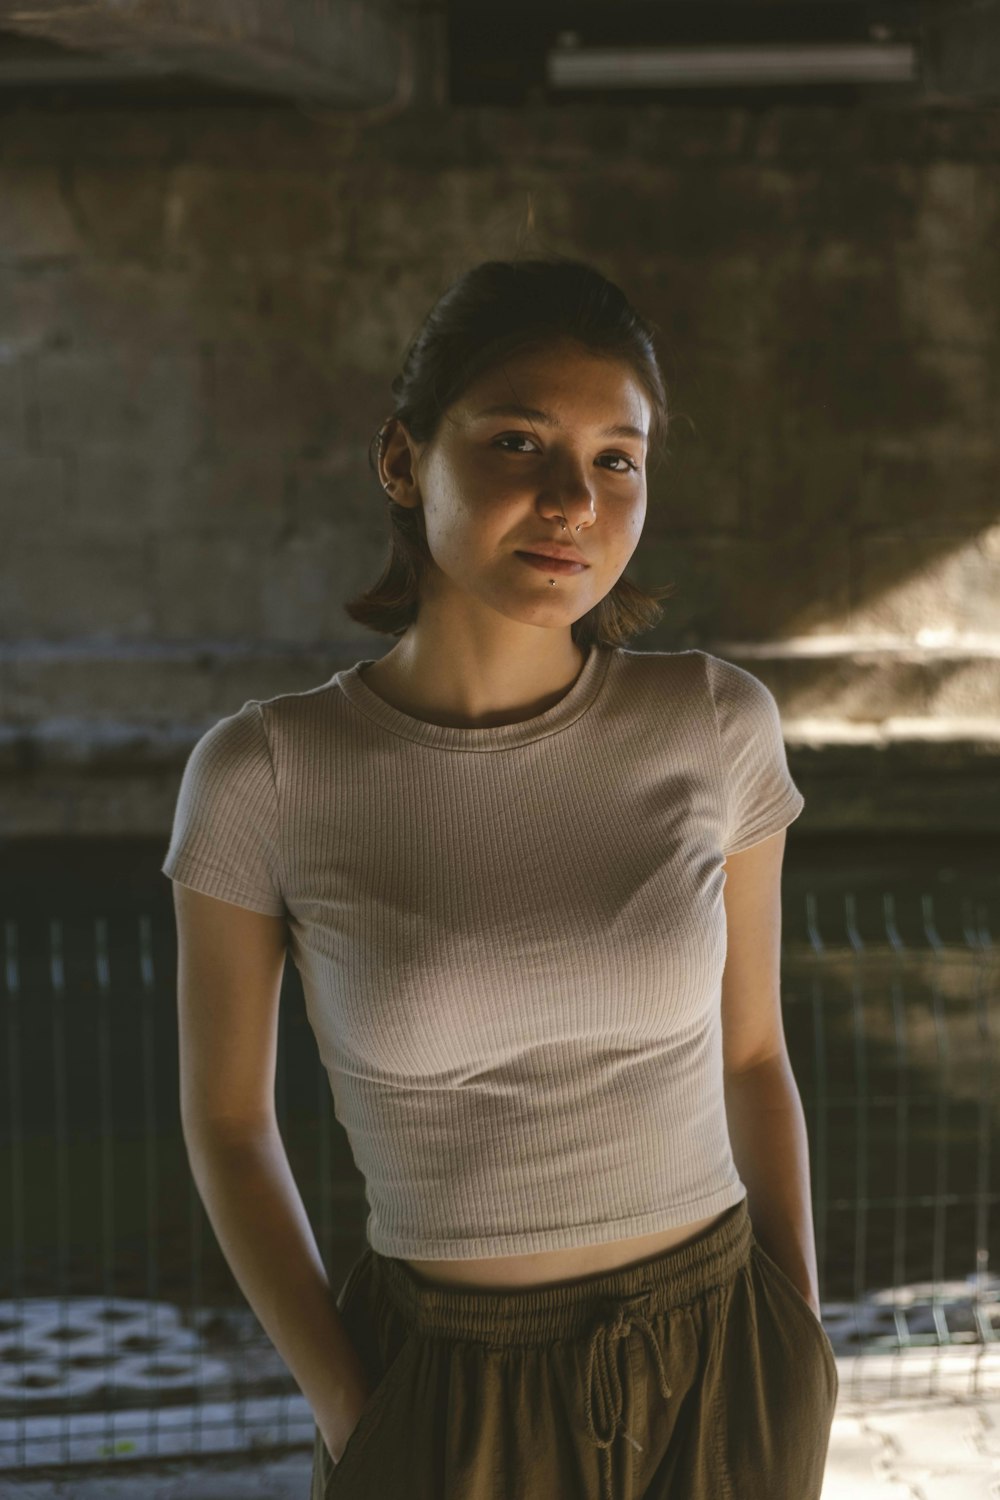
[1, 94, 998, 834]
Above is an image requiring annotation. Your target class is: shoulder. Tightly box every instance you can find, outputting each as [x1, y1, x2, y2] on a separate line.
[612, 646, 740, 720]
[241, 676, 341, 736]
[693, 651, 783, 727]
[614, 645, 713, 691]
[185, 698, 271, 765]
[183, 698, 264, 758]
[174, 701, 277, 813]
[613, 649, 784, 747]
[187, 678, 343, 773]
[695, 650, 773, 696]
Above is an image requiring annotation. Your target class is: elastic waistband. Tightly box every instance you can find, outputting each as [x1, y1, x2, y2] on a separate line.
[367, 1196, 754, 1345]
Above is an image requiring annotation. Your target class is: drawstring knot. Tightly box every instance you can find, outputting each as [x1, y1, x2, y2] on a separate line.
[582, 1290, 672, 1500]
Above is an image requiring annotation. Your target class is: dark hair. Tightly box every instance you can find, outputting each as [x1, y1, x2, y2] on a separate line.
[344, 256, 677, 648]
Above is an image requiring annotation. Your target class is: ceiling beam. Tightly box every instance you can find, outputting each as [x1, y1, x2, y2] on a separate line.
[0, 0, 404, 105]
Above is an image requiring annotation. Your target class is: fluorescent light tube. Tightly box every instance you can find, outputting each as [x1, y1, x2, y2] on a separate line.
[547, 43, 918, 89]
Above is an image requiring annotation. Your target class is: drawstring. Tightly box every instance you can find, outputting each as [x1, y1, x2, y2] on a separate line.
[582, 1290, 672, 1500]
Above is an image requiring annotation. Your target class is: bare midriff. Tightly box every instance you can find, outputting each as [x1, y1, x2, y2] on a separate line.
[401, 1208, 729, 1290]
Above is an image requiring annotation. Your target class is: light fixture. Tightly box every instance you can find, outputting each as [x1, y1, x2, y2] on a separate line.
[546, 42, 918, 90]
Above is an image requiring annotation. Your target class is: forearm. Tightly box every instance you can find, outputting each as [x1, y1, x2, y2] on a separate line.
[723, 1053, 821, 1314]
[183, 1120, 368, 1451]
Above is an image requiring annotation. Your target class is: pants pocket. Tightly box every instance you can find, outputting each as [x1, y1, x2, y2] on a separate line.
[322, 1332, 416, 1495]
[710, 1248, 837, 1500]
[751, 1240, 839, 1398]
[312, 1251, 416, 1498]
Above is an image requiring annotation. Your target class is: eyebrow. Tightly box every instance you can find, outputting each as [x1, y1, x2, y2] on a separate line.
[473, 403, 647, 445]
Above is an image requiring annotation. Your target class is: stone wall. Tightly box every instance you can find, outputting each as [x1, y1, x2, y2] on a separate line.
[1, 98, 998, 837]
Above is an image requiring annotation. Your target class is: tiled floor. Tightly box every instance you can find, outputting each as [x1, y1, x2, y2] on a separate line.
[822, 1397, 1000, 1499]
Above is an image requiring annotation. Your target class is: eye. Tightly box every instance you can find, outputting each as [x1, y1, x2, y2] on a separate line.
[492, 434, 638, 474]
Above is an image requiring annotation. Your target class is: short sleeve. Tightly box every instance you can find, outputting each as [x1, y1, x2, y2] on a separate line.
[161, 701, 286, 916]
[702, 653, 805, 857]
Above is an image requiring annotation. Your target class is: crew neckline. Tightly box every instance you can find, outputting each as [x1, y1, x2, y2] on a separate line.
[333, 642, 616, 751]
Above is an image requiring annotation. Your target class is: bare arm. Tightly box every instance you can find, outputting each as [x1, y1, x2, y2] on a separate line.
[724, 1056, 820, 1315]
[173, 881, 368, 1460]
[720, 829, 820, 1315]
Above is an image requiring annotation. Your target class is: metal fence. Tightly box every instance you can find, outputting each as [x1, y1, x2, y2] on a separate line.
[1, 887, 998, 1472]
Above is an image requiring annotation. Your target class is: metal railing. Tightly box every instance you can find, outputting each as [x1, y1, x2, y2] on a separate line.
[1, 887, 997, 1471]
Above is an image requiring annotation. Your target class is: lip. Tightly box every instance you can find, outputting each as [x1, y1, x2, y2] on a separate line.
[514, 546, 590, 567]
[515, 551, 588, 575]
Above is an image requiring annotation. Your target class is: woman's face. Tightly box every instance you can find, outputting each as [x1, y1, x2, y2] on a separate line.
[383, 339, 651, 629]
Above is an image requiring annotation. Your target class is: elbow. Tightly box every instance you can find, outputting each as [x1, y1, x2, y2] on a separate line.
[182, 1109, 278, 1154]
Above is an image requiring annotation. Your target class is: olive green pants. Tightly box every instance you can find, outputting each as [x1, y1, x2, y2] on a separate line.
[311, 1196, 838, 1500]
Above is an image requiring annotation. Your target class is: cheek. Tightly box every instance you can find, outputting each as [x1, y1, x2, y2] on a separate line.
[609, 508, 644, 553]
[624, 503, 646, 546]
[426, 514, 500, 576]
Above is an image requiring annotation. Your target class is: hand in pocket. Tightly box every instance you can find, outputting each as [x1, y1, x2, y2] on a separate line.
[322, 1386, 373, 1466]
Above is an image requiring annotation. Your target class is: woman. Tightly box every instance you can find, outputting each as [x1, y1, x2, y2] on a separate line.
[163, 257, 837, 1499]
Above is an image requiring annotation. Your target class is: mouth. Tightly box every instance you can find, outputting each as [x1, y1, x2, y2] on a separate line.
[515, 551, 589, 575]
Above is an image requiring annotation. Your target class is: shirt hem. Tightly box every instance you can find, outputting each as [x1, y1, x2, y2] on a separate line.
[722, 790, 805, 857]
[366, 1181, 748, 1260]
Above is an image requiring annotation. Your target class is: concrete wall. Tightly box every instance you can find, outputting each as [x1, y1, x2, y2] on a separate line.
[1, 98, 998, 838]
